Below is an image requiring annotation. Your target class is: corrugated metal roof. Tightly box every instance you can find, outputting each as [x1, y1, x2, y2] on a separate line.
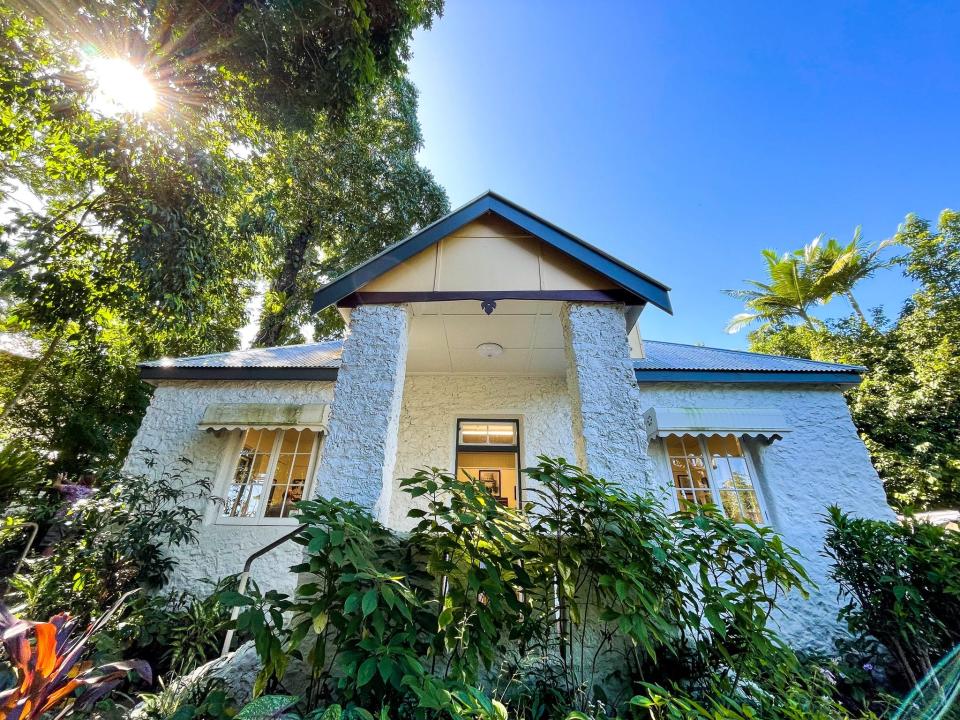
[141, 338, 860, 376]
[140, 340, 342, 369]
[635, 340, 863, 374]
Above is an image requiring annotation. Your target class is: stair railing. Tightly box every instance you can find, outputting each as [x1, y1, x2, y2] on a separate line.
[220, 524, 307, 657]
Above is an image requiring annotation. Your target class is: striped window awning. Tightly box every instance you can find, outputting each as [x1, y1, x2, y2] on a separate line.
[199, 403, 330, 432]
[642, 407, 791, 441]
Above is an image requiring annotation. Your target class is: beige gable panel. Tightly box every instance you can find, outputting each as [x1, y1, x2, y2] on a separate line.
[436, 230, 541, 291]
[445, 214, 531, 239]
[539, 244, 617, 291]
[348, 215, 621, 295]
[362, 244, 438, 292]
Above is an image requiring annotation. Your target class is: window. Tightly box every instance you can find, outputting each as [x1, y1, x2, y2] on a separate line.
[664, 434, 764, 523]
[221, 428, 321, 522]
[455, 419, 520, 508]
[458, 421, 518, 447]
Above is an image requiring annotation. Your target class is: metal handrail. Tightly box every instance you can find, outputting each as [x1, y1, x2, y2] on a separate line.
[12, 522, 39, 577]
[220, 524, 307, 657]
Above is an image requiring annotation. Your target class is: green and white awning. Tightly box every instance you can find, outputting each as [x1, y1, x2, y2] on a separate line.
[199, 403, 330, 432]
[642, 407, 791, 440]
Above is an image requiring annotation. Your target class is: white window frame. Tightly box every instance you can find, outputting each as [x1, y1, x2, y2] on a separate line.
[214, 428, 323, 526]
[654, 434, 769, 523]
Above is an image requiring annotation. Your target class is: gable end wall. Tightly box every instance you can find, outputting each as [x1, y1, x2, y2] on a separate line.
[638, 381, 894, 650]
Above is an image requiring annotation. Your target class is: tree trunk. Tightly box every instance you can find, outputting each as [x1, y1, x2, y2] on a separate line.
[799, 310, 818, 332]
[0, 330, 64, 422]
[846, 291, 870, 327]
[253, 222, 314, 348]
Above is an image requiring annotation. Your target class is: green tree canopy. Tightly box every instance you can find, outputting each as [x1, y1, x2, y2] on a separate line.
[745, 211, 960, 510]
[247, 78, 449, 347]
[724, 241, 839, 333]
[0, 1, 447, 473]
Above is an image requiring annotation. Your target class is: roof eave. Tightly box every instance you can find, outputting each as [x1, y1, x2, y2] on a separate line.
[634, 369, 863, 385]
[139, 366, 339, 382]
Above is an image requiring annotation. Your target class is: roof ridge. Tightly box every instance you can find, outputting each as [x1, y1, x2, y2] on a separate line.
[311, 191, 673, 314]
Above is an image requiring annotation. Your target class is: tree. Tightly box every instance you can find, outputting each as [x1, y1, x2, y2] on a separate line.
[12, 0, 443, 129]
[744, 211, 960, 510]
[248, 79, 449, 347]
[725, 240, 839, 333]
[814, 228, 897, 327]
[0, 1, 447, 472]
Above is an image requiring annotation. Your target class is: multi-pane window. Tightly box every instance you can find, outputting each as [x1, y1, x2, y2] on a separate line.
[222, 428, 320, 521]
[664, 434, 764, 523]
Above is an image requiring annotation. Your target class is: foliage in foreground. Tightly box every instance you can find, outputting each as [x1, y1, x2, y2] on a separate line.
[8, 452, 211, 626]
[222, 457, 876, 720]
[825, 507, 960, 690]
[0, 592, 150, 720]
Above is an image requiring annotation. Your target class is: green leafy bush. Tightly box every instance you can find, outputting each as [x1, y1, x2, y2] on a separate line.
[0, 441, 43, 507]
[137, 676, 237, 720]
[7, 451, 213, 624]
[824, 507, 960, 689]
[228, 457, 821, 719]
[99, 577, 239, 679]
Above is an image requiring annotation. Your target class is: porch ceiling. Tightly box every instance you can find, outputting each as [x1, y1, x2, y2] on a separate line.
[406, 299, 566, 375]
[406, 300, 644, 375]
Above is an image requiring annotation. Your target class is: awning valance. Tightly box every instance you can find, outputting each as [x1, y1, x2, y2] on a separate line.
[199, 403, 330, 432]
[642, 407, 791, 440]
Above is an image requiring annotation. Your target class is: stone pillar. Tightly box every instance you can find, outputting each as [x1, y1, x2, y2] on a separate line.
[560, 302, 657, 497]
[314, 304, 410, 522]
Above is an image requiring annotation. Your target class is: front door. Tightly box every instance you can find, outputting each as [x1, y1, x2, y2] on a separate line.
[455, 419, 520, 508]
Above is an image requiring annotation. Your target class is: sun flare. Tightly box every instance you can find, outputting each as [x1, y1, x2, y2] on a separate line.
[88, 57, 157, 116]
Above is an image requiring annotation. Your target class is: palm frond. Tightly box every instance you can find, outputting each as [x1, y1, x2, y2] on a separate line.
[725, 312, 760, 334]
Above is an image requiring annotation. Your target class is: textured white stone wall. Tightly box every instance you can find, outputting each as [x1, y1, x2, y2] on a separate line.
[128, 367, 893, 654]
[123, 379, 335, 597]
[386, 374, 576, 529]
[561, 303, 657, 497]
[637, 382, 895, 651]
[314, 304, 410, 521]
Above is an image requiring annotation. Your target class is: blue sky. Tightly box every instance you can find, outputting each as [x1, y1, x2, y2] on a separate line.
[407, 1, 960, 348]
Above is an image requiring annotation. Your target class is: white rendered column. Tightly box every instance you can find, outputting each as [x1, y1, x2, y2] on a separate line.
[561, 302, 658, 498]
[314, 303, 410, 521]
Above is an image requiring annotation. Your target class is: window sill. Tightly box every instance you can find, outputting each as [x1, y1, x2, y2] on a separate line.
[214, 517, 303, 527]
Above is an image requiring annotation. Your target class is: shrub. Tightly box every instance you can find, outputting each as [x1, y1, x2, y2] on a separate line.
[0, 441, 43, 508]
[229, 457, 816, 719]
[824, 507, 960, 689]
[99, 577, 240, 679]
[7, 451, 213, 624]
[137, 676, 237, 720]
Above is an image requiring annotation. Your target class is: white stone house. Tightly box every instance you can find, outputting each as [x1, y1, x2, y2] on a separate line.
[124, 191, 893, 649]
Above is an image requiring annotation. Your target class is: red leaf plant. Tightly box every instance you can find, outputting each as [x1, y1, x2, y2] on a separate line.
[0, 590, 151, 720]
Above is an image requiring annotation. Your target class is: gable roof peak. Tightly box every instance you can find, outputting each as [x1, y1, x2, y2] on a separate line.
[311, 191, 673, 314]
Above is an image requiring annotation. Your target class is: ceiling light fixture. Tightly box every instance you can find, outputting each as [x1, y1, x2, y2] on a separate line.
[476, 342, 504, 358]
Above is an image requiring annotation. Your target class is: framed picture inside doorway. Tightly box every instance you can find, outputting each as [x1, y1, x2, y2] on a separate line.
[478, 469, 501, 496]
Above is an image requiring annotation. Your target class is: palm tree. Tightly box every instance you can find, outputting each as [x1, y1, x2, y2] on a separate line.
[725, 240, 837, 334]
[815, 227, 897, 327]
